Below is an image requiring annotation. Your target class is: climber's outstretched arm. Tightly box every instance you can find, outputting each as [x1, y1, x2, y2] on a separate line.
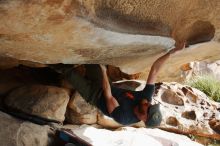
[147, 41, 185, 84]
[100, 65, 119, 114]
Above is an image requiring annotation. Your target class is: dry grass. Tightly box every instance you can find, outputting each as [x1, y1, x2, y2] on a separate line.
[186, 74, 220, 102]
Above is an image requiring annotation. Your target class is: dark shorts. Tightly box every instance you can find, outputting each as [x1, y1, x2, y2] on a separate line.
[65, 64, 103, 106]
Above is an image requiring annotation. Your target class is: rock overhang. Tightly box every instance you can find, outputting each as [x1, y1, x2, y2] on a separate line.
[0, 0, 220, 79]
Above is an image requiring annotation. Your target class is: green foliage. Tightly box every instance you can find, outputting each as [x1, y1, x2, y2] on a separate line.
[186, 74, 220, 102]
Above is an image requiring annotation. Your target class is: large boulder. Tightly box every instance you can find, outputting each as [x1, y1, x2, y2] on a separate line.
[153, 82, 220, 136]
[0, 0, 220, 80]
[66, 91, 98, 124]
[0, 111, 55, 146]
[4, 84, 70, 122]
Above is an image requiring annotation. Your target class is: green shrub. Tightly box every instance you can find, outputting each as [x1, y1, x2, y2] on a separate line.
[186, 74, 220, 102]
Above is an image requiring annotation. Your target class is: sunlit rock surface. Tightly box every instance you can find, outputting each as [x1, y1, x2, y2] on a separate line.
[154, 82, 220, 135]
[181, 60, 220, 81]
[68, 125, 203, 146]
[0, 0, 220, 81]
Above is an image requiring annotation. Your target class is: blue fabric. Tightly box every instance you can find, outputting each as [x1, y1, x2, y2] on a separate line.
[96, 84, 155, 125]
[59, 131, 70, 142]
[110, 106, 139, 125]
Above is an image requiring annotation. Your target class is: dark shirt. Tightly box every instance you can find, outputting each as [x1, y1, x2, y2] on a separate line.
[96, 84, 155, 125]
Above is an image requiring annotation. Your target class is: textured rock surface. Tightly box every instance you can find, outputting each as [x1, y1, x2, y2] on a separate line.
[181, 60, 220, 81]
[0, 111, 55, 146]
[0, 56, 46, 70]
[4, 84, 70, 122]
[0, 0, 220, 79]
[66, 91, 98, 124]
[0, 0, 220, 143]
[68, 125, 203, 146]
[153, 82, 220, 135]
[0, 0, 174, 65]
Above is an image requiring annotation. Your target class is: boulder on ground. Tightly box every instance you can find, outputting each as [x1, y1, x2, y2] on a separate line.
[66, 91, 98, 124]
[4, 84, 69, 122]
[154, 82, 220, 135]
[0, 111, 55, 146]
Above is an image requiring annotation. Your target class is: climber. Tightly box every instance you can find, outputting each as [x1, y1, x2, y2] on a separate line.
[51, 41, 185, 127]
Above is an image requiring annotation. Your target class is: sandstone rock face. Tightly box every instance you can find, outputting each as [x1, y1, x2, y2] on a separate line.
[181, 60, 220, 81]
[0, 111, 55, 146]
[82, 0, 218, 42]
[68, 125, 203, 146]
[0, 56, 47, 70]
[0, 0, 174, 65]
[153, 42, 220, 82]
[154, 82, 220, 135]
[0, 0, 220, 79]
[4, 84, 69, 122]
[66, 91, 98, 124]
[0, 1, 220, 142]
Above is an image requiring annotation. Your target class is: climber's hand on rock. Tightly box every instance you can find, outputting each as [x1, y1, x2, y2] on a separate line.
[170, 41, 186, 54]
